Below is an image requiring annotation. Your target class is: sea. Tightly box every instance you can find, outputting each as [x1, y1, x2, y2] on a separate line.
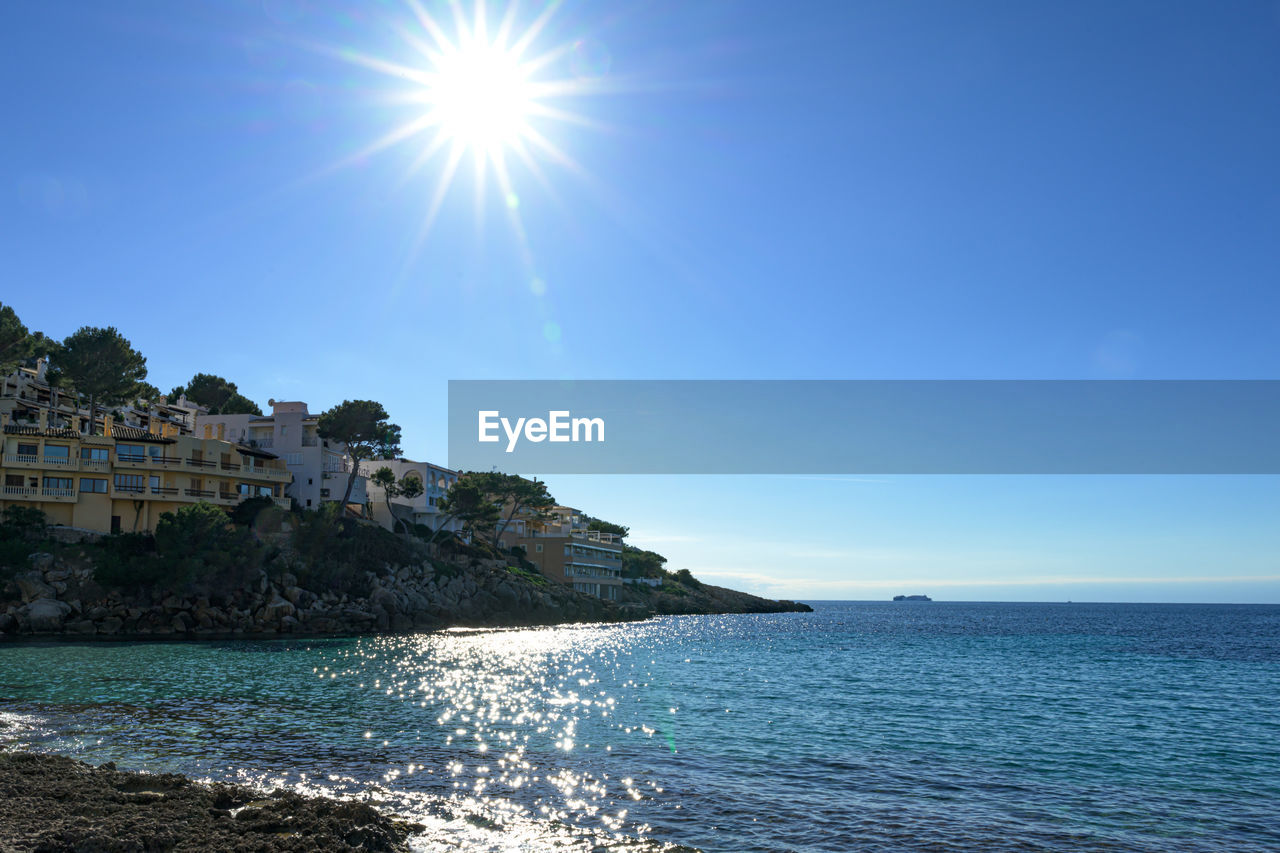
[1, 602, 1278, 852]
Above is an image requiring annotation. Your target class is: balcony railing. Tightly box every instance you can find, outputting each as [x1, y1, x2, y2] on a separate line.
[80, 459, 110, 471]
[41, 456, 75, 468]
[301, 436, 318, 447]
[185, 488, 216, 498]
[246, 437, 273, 448]
[217, 491, 239, 502]
[220, 462, 241, 471]
[42, 487, 75, 499]
[151, 486, 179, 496]
[2, 453, 39, 465]
[1, 485, 36, 497]
[185, 458, 215, 469]
[113, 484, 147, 494]
[116, 454, 148, 465]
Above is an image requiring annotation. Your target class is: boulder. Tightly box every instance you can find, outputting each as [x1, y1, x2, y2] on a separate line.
[29, 552, 56, 571]
[26, 598, 72, 632]
[263, 594, 295, 621]
[15, 571, 54, 603]
[98, 617, 124, 635]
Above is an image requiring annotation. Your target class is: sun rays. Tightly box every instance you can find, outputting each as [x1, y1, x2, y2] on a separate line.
[321, 0, 604, 250]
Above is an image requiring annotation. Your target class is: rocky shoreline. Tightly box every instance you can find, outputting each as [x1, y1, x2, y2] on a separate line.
[1, 548, 809, 640]
[0, 749, 420, 852]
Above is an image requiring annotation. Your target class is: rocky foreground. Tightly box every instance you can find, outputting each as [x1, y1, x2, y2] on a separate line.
[0, 750, 419, 852]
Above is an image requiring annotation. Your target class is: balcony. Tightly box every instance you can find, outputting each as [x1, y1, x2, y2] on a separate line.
[185, 457, 216, 469]
[301, 436, 318, 447]
[217, 491, 239, 502]
[220, 462, 241, 472]
[80, 458, 110, 472]
[113, 485, 147, 496]
[1, 485, 36, 498]
[41, 487, 75, 500]
[246, 437, 274, 449]
[185, 488, 216, 498]
[150, 486, 179, 496]
[1, 453, 39, 467]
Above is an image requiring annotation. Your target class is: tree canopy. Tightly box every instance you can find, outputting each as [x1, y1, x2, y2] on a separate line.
[0, 303, 32, 376]
[585, 516, 629, 538]
[460, 471, 556, 547]
[56, 326, 148, 433]
[436, 477, 501, 541]
[169, 372, 262, 415]
[371, 466, 425, 533]
[317, 400, 402, 507]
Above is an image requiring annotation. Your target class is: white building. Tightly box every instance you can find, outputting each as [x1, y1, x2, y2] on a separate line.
[358, 457, 460, 534]
[196, 400, 367, 512]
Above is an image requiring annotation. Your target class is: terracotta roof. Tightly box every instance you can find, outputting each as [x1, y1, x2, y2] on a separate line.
[2, 424, 81, 439]
[108, 426, 175, 444]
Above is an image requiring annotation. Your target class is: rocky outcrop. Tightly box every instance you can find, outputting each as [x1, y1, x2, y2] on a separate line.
[1, 550, 630, 638]
[0, 751, 419, 852]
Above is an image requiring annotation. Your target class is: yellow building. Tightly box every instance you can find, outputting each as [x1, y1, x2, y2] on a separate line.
[0, 410, 291, 535]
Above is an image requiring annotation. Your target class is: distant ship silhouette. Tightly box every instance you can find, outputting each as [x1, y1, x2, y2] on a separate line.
[893, 594, 932, 602]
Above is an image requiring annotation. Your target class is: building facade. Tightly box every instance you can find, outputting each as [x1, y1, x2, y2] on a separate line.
[501, 505, 624, 600]
[196, 400, 366, 512]
[2, 358, 204, 437]
[1, 410, 290, 535]
[358, 458, 461, 533]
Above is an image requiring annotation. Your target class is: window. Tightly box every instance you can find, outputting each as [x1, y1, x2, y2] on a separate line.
[5, 475, 24, 487]
[307, 478, 313, 485]
[81, 447, 108, 462]
[116, 443, 145, 461]
[44, 444, 69, 459]
[286, 452, 302, 466]
[43, 476, 72, 491]
[306, 499, 312, 507]
[238, 483, 251, 495]
[16, 443, 37, 457]
[80, 477, 108, 493]
[114, 474, 145, 492]
[320, 488, 330, 498]
[256, 485, 273, 497]
[535, 543, 543, 553]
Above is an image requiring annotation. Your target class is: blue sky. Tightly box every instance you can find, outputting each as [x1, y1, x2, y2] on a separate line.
[3, 0, 1278, 601]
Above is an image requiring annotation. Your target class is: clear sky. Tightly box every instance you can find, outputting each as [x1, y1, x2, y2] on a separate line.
[3, 1, 1278, 602]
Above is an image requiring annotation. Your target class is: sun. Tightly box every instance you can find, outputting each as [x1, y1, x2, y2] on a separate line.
[428, 40, 533, 153]
[316, 0, 613, 260]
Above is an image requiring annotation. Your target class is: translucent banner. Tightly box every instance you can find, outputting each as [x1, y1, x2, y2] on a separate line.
[447, 380, 1280, 474]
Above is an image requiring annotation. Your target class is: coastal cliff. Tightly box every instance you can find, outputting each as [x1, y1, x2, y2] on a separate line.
[0, 509, 809, 638]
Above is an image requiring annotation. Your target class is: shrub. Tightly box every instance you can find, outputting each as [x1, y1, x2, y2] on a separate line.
[153, 502, 266, 589]
[92, 532, 165, 589]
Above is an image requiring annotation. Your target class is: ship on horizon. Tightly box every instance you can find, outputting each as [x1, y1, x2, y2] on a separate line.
[893, 594, 932, 602]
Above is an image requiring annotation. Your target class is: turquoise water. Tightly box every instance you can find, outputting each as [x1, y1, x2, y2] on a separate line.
[2, 602, 1279, 851]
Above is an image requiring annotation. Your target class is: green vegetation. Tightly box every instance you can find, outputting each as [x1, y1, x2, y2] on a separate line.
[168, 373, 261, 415]
[0, 506, 50, 581]
[621, 545, 668, 578]
[370, 466, 424, 533]
[434, 476, 500, 542]
[317, 400, 402, 506]
[0, 303, 35, 376]
[53, 326, 148, 435]
[584, 516, 629, 538]
[506, 564, 548, 587]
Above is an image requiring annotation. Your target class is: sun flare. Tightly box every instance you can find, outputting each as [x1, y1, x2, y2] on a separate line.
[428, 41, 533, 152]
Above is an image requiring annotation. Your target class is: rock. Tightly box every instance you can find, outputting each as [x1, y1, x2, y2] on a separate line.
[50, 581, 68, 595]
[14, 571, 54, 603]
[68, 620, 97, 635]
[171, 613, 193, 633]
[263, 594, 295, 621]
[26, 598, 72, 632]
[44, 567, 72, 583]
[99, 617, 124, 635]
[28, 553, 55, 571]
[0, 612, 15, 634]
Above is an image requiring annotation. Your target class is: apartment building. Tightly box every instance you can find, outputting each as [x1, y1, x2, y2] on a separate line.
[358, 457, 461, 533]
[196, 400, 366, 512]
[0, 410, 290, 535]
[504, 505, 625, 600]
[1, 358, 204, 436]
